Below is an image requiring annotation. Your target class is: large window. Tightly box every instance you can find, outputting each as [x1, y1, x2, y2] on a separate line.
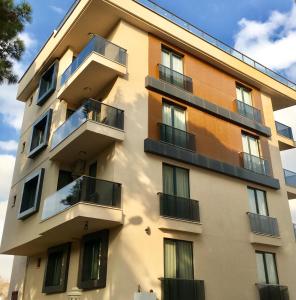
[164, 239, 193, 279]
[37, 61, 58, 106]
[162, 47, 183, 74]
[162, 102, 186, 131]
[248, 188, 268, 216]
[28, 109, 52, 158]
[43, 243, 71, 294]
[236, 84, 252, 106]
[18, 168, 45, 220]
[242, 133, 261, 157]
[78, 230, 109, 290]
[256, 252, 279, 285]
[163, 164, 189, 198]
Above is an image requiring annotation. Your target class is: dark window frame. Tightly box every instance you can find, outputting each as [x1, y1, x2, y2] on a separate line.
[256, 251, 279, 285]
[78, 230, 109, 290]
[37, 61, 58, 106]
[161, 45, 184, 73]
[162, 99, 187, 130]
[248, 187, 269, 216]
[236, 83, 253, 104]
[18, 168, 45, 220]
[28, 109, 53, 158]
[42, 243, 71, 294]
[163, 238, 194, 280]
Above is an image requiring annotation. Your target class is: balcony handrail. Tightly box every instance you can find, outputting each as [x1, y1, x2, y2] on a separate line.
[283, 169, 296, 187]
[157, 122, 193, 136]
[157, 192, 199, 204]
[240, 152, 269, 176]
[158, 63, 188, 78]
[134, 0, 296, 92]
[235, 99, 262, 123]
[51, 99, 124, 149]
[61, 35, 127, 85]
[247, 212, 279, 237]
[235, 99, 261, 113]
[247, 212, 277, 222]
[275, 121, 294, 140]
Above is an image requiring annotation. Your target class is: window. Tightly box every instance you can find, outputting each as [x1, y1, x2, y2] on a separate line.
[236, 84, 252, 106]
[248, 188, 268, 216]
[37, 61, 58, 106]
[57, 170, 73, 191]
[11, 291, 18, 300]
[28, 109, 52, 158]
[256, 252, 279, 285]
[162, 102, 186, 131]
[78, 230, 109, 290]
[162, 47, 183, 73]
[43, 243, 71, 294]
[18, 168, 45, 220]
[164, 239, 193, 279]
[163, 164, 189, 198]
[242, 133, 261, 157]
[11, 195, 17, 208]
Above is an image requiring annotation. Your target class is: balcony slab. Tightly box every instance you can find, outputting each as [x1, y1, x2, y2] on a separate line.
[158, 216, 202, 234]
[250, 233, 282, 247]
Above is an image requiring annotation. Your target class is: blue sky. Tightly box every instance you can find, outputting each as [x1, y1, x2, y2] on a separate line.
[1, 0, 296, 281]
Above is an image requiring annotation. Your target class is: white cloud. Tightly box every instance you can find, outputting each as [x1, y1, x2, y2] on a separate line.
[234, 4, 296, 81]
[49, 5, 65, 15]
[0, 141, 18, 152]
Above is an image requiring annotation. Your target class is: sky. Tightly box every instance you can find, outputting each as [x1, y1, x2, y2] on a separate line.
[1, 0, 296, 281]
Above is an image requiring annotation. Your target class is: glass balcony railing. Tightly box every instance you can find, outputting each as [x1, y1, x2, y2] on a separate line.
[241, 152, 269, 176]
[275, 121, 294, 140]
[51, 99, 124, 149]
[247, 212, 279, 237]
[159, 193, 200, 222]
[284, 169, 296, 187]
[61, 35, 127, 85]
[160, 278, 205, 300]
[134, 0, 296, 92]
[256, 284, 289, 300]
[41, 176, 121, 220]
[158, 123, 196, 151]
[235, 99, 262, 123]
[158, 64, 193, 92]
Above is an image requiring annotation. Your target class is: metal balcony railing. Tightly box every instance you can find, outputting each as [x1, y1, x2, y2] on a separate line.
[158, 123, 196, 151]
[256, 284, 289, 300]
[235, 99, 262, 123]
[51, 99, 124, 149]
[41, 176, 121, 220]
[158, 64, 193, 92]
[283, 169, 296, 187]
[159, 193, 200, 222]
[61, 35, 127, 85]
[275, 121, 294, 140]
[247, 212, 279, 237]
[160, 278, 205, 300]
[240, 152, 269, 176]
[134, 0, 296, 92]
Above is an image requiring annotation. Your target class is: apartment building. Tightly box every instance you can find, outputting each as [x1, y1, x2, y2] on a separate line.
[1, 0, 296, 299]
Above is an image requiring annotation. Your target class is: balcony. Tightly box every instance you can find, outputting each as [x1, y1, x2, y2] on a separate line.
[160, 278, 205, 300]
[158, 123, 196, 151]
[240, 152, 269, 176]
[50, 99, 124, 164]
[247, 213, 279, 237]
[235, 99, 261, 123]
[39, 176, 122, 245]
[275, 121, 295, 151]
[58, 35, 127, 103]
[158, 64, 193, 93]
[256, 284, 289, 300]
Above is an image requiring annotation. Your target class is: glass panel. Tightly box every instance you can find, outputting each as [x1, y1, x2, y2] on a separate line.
[236, 86, 243, 102]
[173, 106, 186, 130]
[164, 240, 177, 278]
[162, 49, 171, 68]
[248, 188, 257, 214]
[82, 239, 101, 281]
[172, 53, 183, 73]
[20, 177, 38, 213]
[163, 165, 174, 196]
[178, 241, 193, 280]
[46, 251, 63, 287]
[265, 253, 278, 284]
[175, 168, 189, 198]
[242, 88, 252, 106]
[162, 103, 172, 126]
[257, 190, 268, 216]
[242, 134, 249, 153]
[256, 253, 267, 284]
[249, 136, 260, 157]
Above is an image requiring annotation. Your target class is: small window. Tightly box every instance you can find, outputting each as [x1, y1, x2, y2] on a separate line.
[78, 230, 109, 290]
[256, 251, 279, 285]
[11, 195, 17, 208]
[11, 291, 18, 300]
[57, 170, 73, 191]
[28, 109, 52, 158]
[37, 61, 58, 106]
[18, 168, 45, 220]
[43, 243, 71, 294]
[164, 239, 193, 279]
[236, 84, 252, 106]
[161, 47, 183, 73]
[248, 187, 268, 216]
[21, 142, 26, 154]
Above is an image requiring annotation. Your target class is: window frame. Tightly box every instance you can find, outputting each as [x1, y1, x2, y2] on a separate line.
[28, 109, 53, 158]
[242, 131, 262, 157]
[42, 243, 71, 294]
[255, 251, 279, 285]
[37, 61, 58, 106]
[78, 230, 109, 290]
[162, 99, 187, 130]
[161, 46, 184, 74]
[18, 168, 45, 220]
[236, 83, 253, 105]
[248, 187, 269, 216]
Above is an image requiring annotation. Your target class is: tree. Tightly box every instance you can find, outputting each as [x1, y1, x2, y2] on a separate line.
[0, 0, 32, 84]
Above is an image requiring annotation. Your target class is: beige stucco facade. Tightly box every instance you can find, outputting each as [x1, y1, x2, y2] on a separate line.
[2, 1, 296, 300]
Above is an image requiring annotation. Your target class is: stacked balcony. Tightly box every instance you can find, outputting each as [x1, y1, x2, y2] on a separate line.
[275, 121, 295, 151]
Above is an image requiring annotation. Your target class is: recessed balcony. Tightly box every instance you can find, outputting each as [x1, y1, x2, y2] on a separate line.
[256, 284, 289, 300]
[39, 176, 123, 244]
[240, 152, 269, 176]
[235, 99, 262, 123]
[50, 99, 124, 164]
[275, 121, 295, 151]
[57, 35, 127, 104]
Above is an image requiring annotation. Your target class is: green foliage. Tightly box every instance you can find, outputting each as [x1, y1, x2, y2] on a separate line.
[0, 0, 32, 84]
